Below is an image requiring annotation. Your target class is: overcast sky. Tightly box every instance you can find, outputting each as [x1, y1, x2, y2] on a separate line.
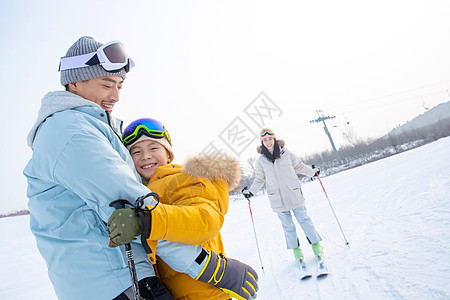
[2, 0, 450, 213]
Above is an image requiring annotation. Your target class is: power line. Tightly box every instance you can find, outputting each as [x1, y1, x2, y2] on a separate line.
[324, 80, 450, 112]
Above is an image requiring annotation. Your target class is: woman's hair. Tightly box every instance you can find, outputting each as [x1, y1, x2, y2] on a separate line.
[261, 139, 281, 163]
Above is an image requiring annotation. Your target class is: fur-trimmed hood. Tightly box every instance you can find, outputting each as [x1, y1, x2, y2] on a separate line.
[256, 139, 285, 154]
[182, 154, 241, 191]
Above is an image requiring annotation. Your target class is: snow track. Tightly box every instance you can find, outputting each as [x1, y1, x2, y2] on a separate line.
[2, 137, 450, 299]
[223, 137, 450, 299]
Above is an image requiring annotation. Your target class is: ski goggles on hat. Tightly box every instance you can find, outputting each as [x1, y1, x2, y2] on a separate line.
[58, 40, 135, 73]
[260, 128, 275, 137]
[122, 118, 172, 147]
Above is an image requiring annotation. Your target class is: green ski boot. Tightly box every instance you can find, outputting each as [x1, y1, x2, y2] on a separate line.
[293, 247, 304, 261]
[312, 242, 324, 259]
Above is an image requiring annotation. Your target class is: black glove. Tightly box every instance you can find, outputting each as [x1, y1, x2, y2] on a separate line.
[311, 165, 320, 180]
[241, 187, 253, 199]
[196, 250, 259, 300]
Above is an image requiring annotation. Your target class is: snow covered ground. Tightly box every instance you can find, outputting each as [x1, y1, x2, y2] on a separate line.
[1, 136, 450, 299]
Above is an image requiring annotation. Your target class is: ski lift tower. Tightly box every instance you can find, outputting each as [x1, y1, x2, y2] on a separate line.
[310, 110, 342, 164]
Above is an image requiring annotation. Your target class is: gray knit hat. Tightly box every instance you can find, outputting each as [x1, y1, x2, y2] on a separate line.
[60, 36, 127, 86]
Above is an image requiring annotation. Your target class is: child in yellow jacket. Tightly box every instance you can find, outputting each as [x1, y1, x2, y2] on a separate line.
[108, 118, 258, 300]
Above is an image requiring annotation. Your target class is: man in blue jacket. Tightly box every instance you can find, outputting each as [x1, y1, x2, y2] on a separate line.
[24, 36, 258, 300]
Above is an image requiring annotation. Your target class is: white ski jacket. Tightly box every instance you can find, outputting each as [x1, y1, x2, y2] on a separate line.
[249, 140, 316, 212]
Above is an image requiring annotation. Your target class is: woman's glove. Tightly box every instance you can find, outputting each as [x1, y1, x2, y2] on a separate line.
[241, 187, 254, 199]
[311, 164, 320, 180]
[313, 168, 320, 177]
[196, 250, 259, 300]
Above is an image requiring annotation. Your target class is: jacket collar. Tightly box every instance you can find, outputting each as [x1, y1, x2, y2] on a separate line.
[27, 91, 123, 148]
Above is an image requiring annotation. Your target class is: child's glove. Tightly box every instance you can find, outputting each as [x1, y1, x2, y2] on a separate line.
[241, 187, 253, 199]
[196, 250, 259, 300]
[108, 208, 151, 247]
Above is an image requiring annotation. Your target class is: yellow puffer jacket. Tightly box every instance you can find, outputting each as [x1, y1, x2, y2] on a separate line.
[146, 154, 241, 300]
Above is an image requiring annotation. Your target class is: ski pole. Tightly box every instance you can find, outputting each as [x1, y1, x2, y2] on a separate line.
[245, 195, 265, 275]
[316, 176, 350, 248]
[110, 200, 142, 300]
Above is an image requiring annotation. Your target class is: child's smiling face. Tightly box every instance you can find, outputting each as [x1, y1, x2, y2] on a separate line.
[129, 140, 171, 181]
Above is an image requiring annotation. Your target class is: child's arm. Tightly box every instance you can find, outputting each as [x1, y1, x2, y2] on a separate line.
[150, 201, 224, 245]
[148, 176, 226, 245]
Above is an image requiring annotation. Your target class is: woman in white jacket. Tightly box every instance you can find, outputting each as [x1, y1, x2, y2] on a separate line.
[242, 128, 324, 262]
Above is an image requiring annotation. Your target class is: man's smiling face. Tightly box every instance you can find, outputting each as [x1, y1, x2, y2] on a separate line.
[68, 75, 123, 114]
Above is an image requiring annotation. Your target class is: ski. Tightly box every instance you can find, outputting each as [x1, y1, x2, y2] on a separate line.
[316, 256, 329, 278]
[298, 258, 312, 280]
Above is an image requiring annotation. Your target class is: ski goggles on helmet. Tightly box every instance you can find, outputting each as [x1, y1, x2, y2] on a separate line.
[58, 40, 135, 73]
[122, 118, 172, 147]
[260, 128, 275, 137]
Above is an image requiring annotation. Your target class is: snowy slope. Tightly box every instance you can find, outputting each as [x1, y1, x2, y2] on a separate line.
[388, 101, 450, 136]
[1, 136, 450, 299]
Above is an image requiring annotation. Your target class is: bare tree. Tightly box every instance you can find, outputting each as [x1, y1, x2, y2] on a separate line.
[341, 125, 356, 146]
[246, 157, 257, 177]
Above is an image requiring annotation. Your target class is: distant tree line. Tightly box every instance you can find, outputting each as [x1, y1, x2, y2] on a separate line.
[233, 117, 450, 197]
[0, 209, 30, 218]
[301, 117, 450, 173]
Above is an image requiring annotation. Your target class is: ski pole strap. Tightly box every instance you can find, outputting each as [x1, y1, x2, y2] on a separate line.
[109, 199, 134, 210]
[138, 211, 152, 255]
[134, 192, 160, 258]
[135, 192, 160, 209]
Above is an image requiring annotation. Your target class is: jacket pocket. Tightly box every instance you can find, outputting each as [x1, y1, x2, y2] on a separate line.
[267, 188, 282, 208]
[286, 181, 304, 198]
[84, 207, 109, 236]
[83, 208, 126, 270]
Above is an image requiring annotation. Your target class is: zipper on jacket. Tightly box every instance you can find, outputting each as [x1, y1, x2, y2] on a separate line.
[105, 111, 123, 141]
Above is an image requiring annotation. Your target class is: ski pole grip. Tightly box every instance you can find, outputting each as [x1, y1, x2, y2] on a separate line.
[243, 194, 250, 202]
[109, 200, 142, 299]
[109, 199, 127, 210]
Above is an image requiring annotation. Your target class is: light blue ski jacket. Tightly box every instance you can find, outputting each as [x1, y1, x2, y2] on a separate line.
[24, 91, 204, 300]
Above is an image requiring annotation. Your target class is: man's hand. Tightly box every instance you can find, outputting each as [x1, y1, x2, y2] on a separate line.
[196, 250, 259, 300]
[241, 187, 253, 199]
[108, 208, 146, 247]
